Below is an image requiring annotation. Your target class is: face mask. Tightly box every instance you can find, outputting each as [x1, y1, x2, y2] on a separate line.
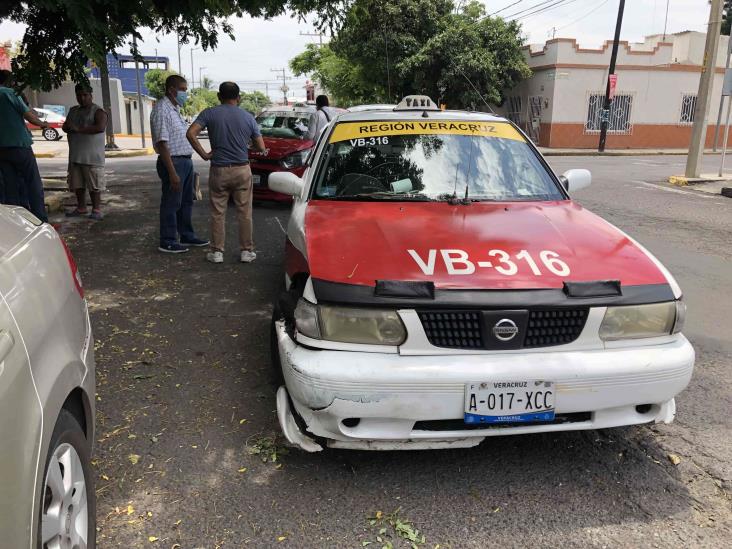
[176, 91, 188, 107]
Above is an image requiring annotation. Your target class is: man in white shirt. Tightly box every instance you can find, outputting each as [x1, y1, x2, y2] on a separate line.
[305, 95, 336, 141]
[150, 74, 208, 253]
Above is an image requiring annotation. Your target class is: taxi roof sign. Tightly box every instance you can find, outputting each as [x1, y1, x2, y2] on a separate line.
[394, 95, 440, 111]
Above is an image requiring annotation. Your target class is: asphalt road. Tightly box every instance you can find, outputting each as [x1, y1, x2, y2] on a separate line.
[39, 154, 731, 548]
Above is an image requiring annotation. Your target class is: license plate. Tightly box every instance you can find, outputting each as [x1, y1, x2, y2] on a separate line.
[252, 174, 261, 186]
[464, 380, 555, 424]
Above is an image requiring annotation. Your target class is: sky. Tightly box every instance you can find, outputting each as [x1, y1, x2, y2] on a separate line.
[0, 0, 711, 101]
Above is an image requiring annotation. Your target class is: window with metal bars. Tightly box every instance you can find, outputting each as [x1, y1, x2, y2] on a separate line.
[585, 93, 633, 134]
[679, 94, 697, 125]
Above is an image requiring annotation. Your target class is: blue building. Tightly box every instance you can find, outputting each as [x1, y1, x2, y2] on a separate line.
[89, 54, 169, 96]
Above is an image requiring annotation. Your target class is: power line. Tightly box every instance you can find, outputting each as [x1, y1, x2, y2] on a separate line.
[510, 0, 583, 22]
[489, 1, 525, 16]
[503, 0, 559, 19]
[555, 0, 611, 32]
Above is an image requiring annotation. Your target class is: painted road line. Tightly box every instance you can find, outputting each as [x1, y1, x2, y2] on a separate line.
[632, 180, 718, 199]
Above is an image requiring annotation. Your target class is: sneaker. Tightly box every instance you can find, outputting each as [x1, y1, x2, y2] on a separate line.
[240, 250, 257, 263]
[65, 209, 88, 217]
[206, 251, 224, 263]
[181, 236, 210, 247]
[88, 210, 104, 220]
[158, 243, 190, 254]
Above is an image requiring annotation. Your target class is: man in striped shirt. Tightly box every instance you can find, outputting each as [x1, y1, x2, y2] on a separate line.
[150, 74, 208, 253]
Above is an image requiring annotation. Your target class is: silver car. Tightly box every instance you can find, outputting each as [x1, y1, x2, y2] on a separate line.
[0, 205, 96, 548]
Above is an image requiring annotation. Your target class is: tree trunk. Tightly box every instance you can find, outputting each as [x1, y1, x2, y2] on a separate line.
[98, 55, 117, 149]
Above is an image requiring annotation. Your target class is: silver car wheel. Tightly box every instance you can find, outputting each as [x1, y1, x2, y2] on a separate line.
[41, 442, 89, 549]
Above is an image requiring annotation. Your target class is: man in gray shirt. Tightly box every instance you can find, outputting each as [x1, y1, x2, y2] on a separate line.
[187, 82, 266, 264]
[62, 83, 108, 220]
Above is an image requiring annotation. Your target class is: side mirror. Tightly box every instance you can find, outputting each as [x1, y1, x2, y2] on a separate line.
[561, 169, 591, 192]
[269, 172, 304, 197]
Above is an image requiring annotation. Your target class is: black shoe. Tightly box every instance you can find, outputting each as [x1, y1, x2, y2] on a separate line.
[158, 243, 190, 254]
[180, 236, 210, 247]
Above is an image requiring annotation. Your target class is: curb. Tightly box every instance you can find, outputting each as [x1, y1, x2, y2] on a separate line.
[34, 150, 62, 158]
[668, 174, 732, 186]
[105, 147, 155, 158]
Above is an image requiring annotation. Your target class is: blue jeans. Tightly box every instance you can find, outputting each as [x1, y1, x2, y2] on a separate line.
[0, 147, 47, 223]
[157, 156, 195, 246]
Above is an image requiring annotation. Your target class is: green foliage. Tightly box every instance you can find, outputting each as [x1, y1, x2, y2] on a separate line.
[183, 87, 219, 116]
[2, 1, 350, 91]
[144, 68, 178, 99]
[290, 0, 531, 109]
[239, 91, 272, 114]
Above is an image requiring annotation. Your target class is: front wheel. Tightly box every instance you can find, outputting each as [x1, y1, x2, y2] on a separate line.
[39, 409, 96, 549]
[42, 128, 60, 141]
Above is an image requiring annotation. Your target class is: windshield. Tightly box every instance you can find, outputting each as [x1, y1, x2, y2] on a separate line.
[312, 120, 564, 201]
[256, 111, 314, 139]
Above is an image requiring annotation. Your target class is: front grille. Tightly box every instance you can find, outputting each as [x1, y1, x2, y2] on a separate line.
[417, 311, 483, 349]
[524, 309, 588, 347]
[413, 412, 592, 431]
[417, 308, 588, 350]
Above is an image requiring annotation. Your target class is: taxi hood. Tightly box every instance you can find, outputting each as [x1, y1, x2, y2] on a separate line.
[304, 200, 670, 291]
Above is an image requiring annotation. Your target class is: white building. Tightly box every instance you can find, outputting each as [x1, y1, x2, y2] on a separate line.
[499, 31, 731, 149]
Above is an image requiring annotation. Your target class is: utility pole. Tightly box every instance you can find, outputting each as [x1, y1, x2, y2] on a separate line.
[190, 47, 199, 89]
[271, 68, 289, 105]
[176, 31, 182, 74]
[199, 66, 207, 89]
[598, 0, 625, 152]
[713, 36, 732, 151]
[685, 0, 724, 178]
[132, 36, 146, 148]
[299, 31, 325, 46]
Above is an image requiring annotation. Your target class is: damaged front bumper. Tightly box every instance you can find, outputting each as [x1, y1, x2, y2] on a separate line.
[274, 321, 695, 452]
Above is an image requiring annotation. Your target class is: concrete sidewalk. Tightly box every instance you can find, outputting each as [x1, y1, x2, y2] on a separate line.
[539, 147, 723, 156]
[32, 134, 154, 159]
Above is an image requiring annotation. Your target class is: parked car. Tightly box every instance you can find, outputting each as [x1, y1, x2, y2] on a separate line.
[26, 107, 67, 141]
[268, 95, 694, 452]
[0, 205, 96, 546]
[249, 105, 318, 202]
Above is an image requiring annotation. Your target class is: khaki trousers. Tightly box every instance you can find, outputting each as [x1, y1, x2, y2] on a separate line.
[208, 164, 253, 252]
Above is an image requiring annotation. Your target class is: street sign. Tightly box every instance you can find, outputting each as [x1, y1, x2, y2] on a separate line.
[280, 85, 289, 93]
[608, 74, 618, 100]
[723, 68, 732, 96]
[600, 108, 610, 123]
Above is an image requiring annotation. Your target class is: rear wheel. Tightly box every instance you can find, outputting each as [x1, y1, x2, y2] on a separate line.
[39, 409, 95, 549]
[42, 128, 60, 141]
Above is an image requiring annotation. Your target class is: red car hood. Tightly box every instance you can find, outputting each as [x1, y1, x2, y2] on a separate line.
[250, 137, 313, 161]
[304, 200, 668, 290]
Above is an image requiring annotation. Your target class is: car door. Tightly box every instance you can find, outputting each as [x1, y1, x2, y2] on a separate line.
[0, 288, 43, 547]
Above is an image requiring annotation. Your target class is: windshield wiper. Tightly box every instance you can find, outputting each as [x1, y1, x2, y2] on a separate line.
[325, 192, 434, 201]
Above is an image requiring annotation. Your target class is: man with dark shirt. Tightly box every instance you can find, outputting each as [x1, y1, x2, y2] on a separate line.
[0, 70, 50, 221]
[187, 82, 266, 264]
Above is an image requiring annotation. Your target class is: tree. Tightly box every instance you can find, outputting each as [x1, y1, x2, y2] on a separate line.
[200, 75, 214, 90]
[289, 0, 531, 109]
[239, 91, 272, 114]
[183, 87, 219, 116]
[144, 68, 178, 99]
[1, 1, 349, 91]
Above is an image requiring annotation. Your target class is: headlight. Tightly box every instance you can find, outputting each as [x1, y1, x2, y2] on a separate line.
[280, 148, 311, 169]
[294, 299, 406, 345]
[599, 301, 681, 341]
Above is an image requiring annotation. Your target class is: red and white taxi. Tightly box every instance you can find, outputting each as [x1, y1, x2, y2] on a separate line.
[268, 96, 694, 452]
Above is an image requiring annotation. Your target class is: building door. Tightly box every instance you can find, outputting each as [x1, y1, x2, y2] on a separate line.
[125, 102, 132, 134]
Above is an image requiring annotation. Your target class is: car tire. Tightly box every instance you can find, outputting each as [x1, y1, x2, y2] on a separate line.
[38, 409, 96, 549]
[42, 128, 59, 141]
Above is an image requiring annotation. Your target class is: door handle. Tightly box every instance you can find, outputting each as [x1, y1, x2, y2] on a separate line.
[0, 330, 15, 363]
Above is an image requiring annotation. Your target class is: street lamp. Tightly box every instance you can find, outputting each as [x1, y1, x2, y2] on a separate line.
[190, 46, 200, 88]
[198, 66, 207, 89]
